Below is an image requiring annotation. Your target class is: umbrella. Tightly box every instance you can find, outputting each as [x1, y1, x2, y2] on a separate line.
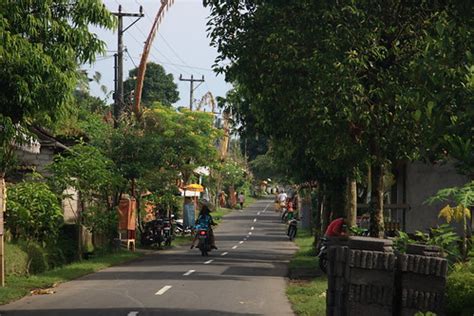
[184, 183, 204, 192]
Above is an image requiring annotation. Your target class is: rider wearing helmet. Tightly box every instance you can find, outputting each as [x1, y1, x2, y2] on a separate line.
[190, 200, 218, 249]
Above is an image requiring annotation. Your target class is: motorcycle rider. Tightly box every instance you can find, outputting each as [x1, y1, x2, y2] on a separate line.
[190, 200, 218, 250]
[325, 216, 348, 237]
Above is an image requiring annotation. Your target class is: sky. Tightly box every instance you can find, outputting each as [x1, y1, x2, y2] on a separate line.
[83, 0, 232, 110]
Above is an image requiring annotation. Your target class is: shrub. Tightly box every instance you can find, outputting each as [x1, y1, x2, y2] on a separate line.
[46, 247, 66, 269]
[6, 179, 63, 244]
[56, 225, 79, 263]
[446, 262, 474, 315]
[4, 242, 28, 276]
[415, 224, 462, 264]
[393, 231, 416, 254]
[24, 242, 49, 274]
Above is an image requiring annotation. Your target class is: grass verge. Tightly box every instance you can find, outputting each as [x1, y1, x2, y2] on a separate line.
[287, 228, 327, 316]
[0, 250, 143, 306]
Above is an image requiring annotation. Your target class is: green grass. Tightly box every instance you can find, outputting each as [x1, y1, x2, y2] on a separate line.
[173, 235, 194, 246]
[0, 250, 143, 305]
[288, 229, 319, 271]
[287, 277, 328, 316]
[287, 228, 327, 316]
[212, 207, 233, 224]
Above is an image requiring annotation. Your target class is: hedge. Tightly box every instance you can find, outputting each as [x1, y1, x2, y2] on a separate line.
[5, 242, 28, 276]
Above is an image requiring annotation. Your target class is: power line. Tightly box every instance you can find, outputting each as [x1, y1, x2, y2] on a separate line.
[126, 31, 184, 75]
[134, 24, 193, 76]
[157, 31, 202, 75]
[127, 55, 214, 73]
[125, 49, 138, 68]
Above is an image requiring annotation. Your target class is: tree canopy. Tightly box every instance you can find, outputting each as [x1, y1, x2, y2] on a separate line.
[124, 62, 180, 107]
[205, 0, 474, 235]
[0, 0, 115, 125]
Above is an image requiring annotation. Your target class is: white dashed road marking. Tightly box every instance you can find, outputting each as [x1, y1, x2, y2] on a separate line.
[204, 259, 214, 264]
[221, 252, 228, 256]
[253, 218, 257, 222]
[257, 212, 261, 215]
[155, 285, 172, 296]
[128, 312, 139, 316]
[239, 241, 244, 244]
[251, 227, 254, 230]
[183, 270, 195, 276]
[232, 245, 238, 249]
[249, 232, 252, 235]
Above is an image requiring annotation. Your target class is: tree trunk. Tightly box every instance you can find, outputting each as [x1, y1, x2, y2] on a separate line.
[321, 187, 331, 235]
[370, 163, 385, 238]
[77, 197, 85, 260]
[346, 177, 357, 229]
[328, 178, 346, 220]
[366, 164, 372, 204]
[229, 185, 236, 208]
[0, 175, 5, 286]
[313, 187, 324, 246]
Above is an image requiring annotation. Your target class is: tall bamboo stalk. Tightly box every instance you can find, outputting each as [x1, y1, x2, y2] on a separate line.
[133, 0, 174, 118]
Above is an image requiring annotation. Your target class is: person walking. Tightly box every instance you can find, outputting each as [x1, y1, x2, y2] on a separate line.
[238, 192, 245, 209]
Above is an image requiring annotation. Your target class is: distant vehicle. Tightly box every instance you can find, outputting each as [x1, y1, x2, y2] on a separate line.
[287, 218, 298, 241]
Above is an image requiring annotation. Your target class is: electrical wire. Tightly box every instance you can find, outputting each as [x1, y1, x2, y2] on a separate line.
[125, 49, 138, 68]
[134, 24, 193, 76]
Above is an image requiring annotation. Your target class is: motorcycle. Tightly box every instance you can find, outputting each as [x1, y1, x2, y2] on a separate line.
[196, 227, 212, 256]
[140, 218, 164, 247]
[287, 218, 298, 241]
[316, 237, 329, 274]
[174, 218, 192, 235]
[162, 217, 173, 247]
[281, 207, 288, 223]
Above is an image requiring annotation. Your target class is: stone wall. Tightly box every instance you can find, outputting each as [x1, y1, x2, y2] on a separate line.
[397, 244, 448, 316]
[326, 237, 448, 316]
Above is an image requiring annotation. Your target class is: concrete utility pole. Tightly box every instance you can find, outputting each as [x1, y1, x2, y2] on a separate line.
[179, 74, 205, 111]
[112, 5, 144, 124]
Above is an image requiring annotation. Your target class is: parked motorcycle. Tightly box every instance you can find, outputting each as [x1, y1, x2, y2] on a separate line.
[316, 237, 329, 274]
[162, 217, 173, 247]
[174, 218, 192, 235]
[140, 219, 164, 247]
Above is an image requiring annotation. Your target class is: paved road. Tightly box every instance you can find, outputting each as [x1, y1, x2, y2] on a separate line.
[0, 198, 297, 316]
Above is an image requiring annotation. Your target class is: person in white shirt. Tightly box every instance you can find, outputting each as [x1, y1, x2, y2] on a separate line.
[276, 190, 287, 213]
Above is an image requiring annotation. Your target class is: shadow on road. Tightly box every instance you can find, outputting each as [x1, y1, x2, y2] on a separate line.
[0, 308, 260, 316]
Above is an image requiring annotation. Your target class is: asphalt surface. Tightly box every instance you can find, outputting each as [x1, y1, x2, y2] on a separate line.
[0, 198, 297, 316]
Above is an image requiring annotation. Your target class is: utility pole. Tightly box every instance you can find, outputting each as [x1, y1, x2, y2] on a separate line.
[112, 5, 144, 124]
[179, 74, 205, 111]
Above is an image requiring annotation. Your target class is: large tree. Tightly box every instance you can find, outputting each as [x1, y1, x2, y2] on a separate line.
[124, 62, 179, 107]
[0, 0, 115, 256]
[205, 0, 473, 236]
